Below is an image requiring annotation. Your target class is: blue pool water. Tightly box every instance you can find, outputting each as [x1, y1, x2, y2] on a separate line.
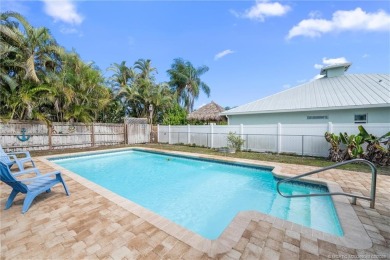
[51, 150, 343, 239]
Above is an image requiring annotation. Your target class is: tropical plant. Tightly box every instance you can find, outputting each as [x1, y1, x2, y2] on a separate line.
[1, 11, 63, 83]
[97, 92, 125, 123]
[1, 11, 117, 124]
[107, 61, 135, 91]
[167, 58, 210, 113]
[325, 132, 343, 162]
[227, 132, 245, 151]
[1, 12, 65, 122]
[358, 126, 390, 166]
[339, 132, 365, 160]
[134, 59, 156, 81]
[1, 12, 207, 125]
[162, 102, 188, 125]
[47, 51, 111, 123]
[325, 126, 390, 166]
[115, 59, 175, 123]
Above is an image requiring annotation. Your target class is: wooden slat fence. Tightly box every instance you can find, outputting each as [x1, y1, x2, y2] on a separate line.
[127, 124, 151, 144]
[0, 121, 151, 151]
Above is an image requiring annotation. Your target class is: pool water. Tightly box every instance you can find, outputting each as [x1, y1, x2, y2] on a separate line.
[52, 150, 343, 239]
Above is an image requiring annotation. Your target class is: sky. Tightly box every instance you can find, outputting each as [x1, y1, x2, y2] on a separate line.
[2, 0, 390, 109]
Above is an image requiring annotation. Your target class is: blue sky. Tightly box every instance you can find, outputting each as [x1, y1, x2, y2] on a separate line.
[2, 0, 390, 109]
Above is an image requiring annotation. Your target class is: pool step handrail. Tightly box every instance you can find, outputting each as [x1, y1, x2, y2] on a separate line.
[276, 159, 377, 209]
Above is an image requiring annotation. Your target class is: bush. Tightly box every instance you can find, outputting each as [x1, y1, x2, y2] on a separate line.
[227, 132, 245, 151]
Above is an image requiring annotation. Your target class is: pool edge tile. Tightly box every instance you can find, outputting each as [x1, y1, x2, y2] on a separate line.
[38, 147, 374, 257]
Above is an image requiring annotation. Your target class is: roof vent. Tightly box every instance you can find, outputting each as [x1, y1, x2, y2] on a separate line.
[320, 62, 352, 78]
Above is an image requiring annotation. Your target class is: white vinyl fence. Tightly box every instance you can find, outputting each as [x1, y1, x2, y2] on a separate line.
[158, 123, 390, 157]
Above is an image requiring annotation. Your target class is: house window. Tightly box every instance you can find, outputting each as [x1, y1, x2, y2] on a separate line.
[354, 114, 367, 124]
[307, 115, 328, 120]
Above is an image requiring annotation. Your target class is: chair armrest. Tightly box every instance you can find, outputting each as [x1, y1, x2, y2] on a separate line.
[13, 168, 41, 177]
[7, 151, 31, 158]
[6, 154, 18, 162]
[20, 171, 60, 183]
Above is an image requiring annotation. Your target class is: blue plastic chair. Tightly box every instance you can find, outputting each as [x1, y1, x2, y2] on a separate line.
[0, 145, 35, 171]
[0, 161, 70, 213]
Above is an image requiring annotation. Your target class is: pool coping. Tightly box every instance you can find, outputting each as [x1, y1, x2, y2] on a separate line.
[39, 147, 372, 257]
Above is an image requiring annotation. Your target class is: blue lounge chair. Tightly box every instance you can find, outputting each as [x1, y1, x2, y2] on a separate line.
[0, 161, 70, 213]
[0, 145, 35, 171]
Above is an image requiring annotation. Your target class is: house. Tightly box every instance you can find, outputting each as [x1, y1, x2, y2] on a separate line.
[221, 63, 390, 124]
[187, 101, 227, 124]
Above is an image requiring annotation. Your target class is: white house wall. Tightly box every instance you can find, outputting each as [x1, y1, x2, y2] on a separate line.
[228, 107, 390, 125]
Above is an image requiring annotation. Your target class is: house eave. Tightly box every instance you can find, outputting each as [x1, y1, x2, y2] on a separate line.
[221, 104, 390, 116]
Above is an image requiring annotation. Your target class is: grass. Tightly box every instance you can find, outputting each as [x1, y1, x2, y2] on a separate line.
[29, 143, 390, 176]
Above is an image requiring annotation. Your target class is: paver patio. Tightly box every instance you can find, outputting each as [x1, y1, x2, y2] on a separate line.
[1, 148, 389, 259]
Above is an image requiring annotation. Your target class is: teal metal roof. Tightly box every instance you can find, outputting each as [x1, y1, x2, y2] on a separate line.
[222, 74, 390, 115]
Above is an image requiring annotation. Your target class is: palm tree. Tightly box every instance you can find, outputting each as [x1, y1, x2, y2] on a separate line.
[1, 11, 63, 122]
[107, 61, 135, 91]
[134, 58, 157, 80]
[167, 58, 210, 112]
[97, 91, 125, 123]
[0, 11, 122, 124]
[149, 83, 174, 123]
[44, 51, 110, 123]
[117, 77, 174, 123]
[0, 11, 63, 83]
[0, 44, 20, 92]
[61, 53, 111, 123]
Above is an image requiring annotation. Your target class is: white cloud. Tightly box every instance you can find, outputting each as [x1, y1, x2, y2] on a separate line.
[308, 10, 322, 19]
[282, 84, 291, 89]
[287, 8, 390, 39]
[322, 57, 348, 65]
[288, 19, 333, 39]
[232, 0, 290, 22]
[229, 9, 240, 18]
[313, 57, 349, 70]
[214, 49, 235, 60]
[362, 54, 370, 58]
[43, 0, 83, 25]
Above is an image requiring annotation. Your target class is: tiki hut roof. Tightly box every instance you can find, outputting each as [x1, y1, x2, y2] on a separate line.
[187, 101, 226, 121]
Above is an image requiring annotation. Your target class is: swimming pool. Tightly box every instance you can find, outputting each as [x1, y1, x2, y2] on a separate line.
[51, 149, 343, 239]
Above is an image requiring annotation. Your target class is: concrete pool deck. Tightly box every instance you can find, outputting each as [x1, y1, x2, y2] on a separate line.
[1, 147, 389, 259]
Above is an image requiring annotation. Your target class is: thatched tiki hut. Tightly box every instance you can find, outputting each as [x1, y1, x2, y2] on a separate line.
[187, 101, 227, 124]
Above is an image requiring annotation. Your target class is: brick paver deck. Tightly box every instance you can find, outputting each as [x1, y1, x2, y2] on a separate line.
[1, 148, 389, 259]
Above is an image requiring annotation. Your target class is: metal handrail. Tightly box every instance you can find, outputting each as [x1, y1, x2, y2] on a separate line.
[276, 159, 377, 208]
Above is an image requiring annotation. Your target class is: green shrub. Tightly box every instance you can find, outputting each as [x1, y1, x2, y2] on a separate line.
[227, 132, 245, 151]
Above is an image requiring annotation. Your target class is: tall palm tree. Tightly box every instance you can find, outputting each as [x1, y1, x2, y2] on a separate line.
[167, 58, 210, 112]
[107, 61, 135, 90]
[61, 53, 111, 123]
[149, 83, 174, 123]
[1, 11, 64, 122]
[0, 11, 63, 83]
[134, 58, 157, 81]
[44, 51, 110, 123]
[97, 90, 125, 123]
[117, 77, 174, 123]
[1, 11, 121, 124]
